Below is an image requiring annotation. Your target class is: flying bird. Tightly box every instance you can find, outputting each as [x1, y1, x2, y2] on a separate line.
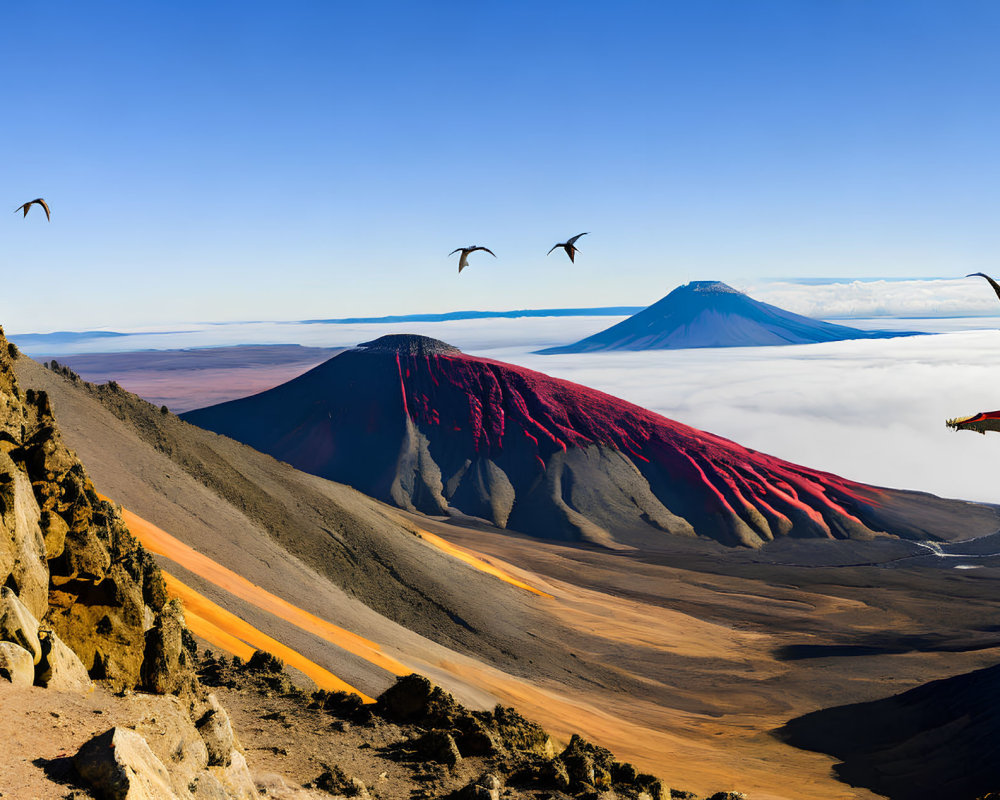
[14, 198, 50, 221]
[968, 272, 1000, 303]
[450, 245, 496, 273]
[547, 232, 588, 263]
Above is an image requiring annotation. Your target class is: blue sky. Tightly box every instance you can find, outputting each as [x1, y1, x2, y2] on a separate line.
[3, 1, 999, 331]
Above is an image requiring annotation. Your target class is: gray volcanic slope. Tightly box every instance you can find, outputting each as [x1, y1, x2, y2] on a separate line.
[538, 280, 919, 353]
[13, 356, 596, 697]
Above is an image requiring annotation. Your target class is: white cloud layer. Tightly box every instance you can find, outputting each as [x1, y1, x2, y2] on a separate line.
[741, 277, 1000, 319]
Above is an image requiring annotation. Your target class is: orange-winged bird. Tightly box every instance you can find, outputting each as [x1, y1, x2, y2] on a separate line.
[450, 245, 496, 273]
[547, 232, 588, 263]
[15, 198, 50, 220]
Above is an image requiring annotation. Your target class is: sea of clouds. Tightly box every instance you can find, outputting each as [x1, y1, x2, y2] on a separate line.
[742, 276, 1000, 319]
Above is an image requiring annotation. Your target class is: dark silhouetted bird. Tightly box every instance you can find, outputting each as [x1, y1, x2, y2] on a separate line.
[14, 198, 50, 221]
[547, 232, 588, 263]
[450, 245, 496, 273]
[967, 272, 1000, 303]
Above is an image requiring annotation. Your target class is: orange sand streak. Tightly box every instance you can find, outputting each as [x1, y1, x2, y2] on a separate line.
[102, 496, 410, 677]
[411, 526, 553, 597]
[162, 571, 372, 700]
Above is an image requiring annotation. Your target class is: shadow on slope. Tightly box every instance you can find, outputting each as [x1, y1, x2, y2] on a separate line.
[779, 662, 1000, 800]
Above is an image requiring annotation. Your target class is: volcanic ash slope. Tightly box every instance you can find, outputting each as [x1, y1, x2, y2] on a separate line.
[182, 333, 996, 550]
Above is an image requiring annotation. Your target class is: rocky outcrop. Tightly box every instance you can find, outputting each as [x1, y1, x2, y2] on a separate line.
[0, 326, 172, 691]
[0, 327, 256, 798]
[344, 673, 668, 800]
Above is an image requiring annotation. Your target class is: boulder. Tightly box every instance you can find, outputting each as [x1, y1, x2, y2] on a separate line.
[459, 773, 502, 800]
[0, 586, 41, 663]
[74, 727, 178, 800]
[0, 640, 34, 686]
[414, 729, 462, 766]
[35, 626, 92, 690]
[130, 693, 208, 796]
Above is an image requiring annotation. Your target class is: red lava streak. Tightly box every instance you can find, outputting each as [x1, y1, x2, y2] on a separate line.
[391, 349, 883, 541]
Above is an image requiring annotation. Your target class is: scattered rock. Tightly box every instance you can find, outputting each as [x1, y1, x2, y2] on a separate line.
[458, 772, 502, 800]
[0, 639, 34, 685]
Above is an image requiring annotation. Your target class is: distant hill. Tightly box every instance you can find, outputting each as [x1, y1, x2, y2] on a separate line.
[538, 281, 921, 353]
[181, 333, 994, 550]
[301, 306, 643, 324]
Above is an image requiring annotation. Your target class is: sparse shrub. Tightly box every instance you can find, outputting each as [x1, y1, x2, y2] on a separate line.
[6, 342, 19, 360]
[160, 405, 169, 415]
[247, 649, 284, 673]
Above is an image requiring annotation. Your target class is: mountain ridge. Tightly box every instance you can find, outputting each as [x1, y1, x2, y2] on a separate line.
[181, 334, 997, 550]
[538, 280, 921, 353]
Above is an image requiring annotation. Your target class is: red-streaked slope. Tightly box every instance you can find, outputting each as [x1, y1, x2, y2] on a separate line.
[183, 335, 1000, 549]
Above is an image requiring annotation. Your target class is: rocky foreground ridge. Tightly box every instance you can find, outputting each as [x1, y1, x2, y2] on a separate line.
[1, 329, 746, 799]
[0, 326, 257, 798]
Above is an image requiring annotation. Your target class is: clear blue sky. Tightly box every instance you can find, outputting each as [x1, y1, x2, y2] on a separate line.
[2, 1, 999, 331]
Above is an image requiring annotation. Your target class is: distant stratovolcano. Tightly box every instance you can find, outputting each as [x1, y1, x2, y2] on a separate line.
[181, 334, 996, 550]
[538, 281, 919, 353]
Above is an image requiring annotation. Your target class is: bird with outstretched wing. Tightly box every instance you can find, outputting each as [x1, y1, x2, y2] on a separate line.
[14, 198, 50, 220]
[450, 245, 496, 273]
[547, 232, 588, 263]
